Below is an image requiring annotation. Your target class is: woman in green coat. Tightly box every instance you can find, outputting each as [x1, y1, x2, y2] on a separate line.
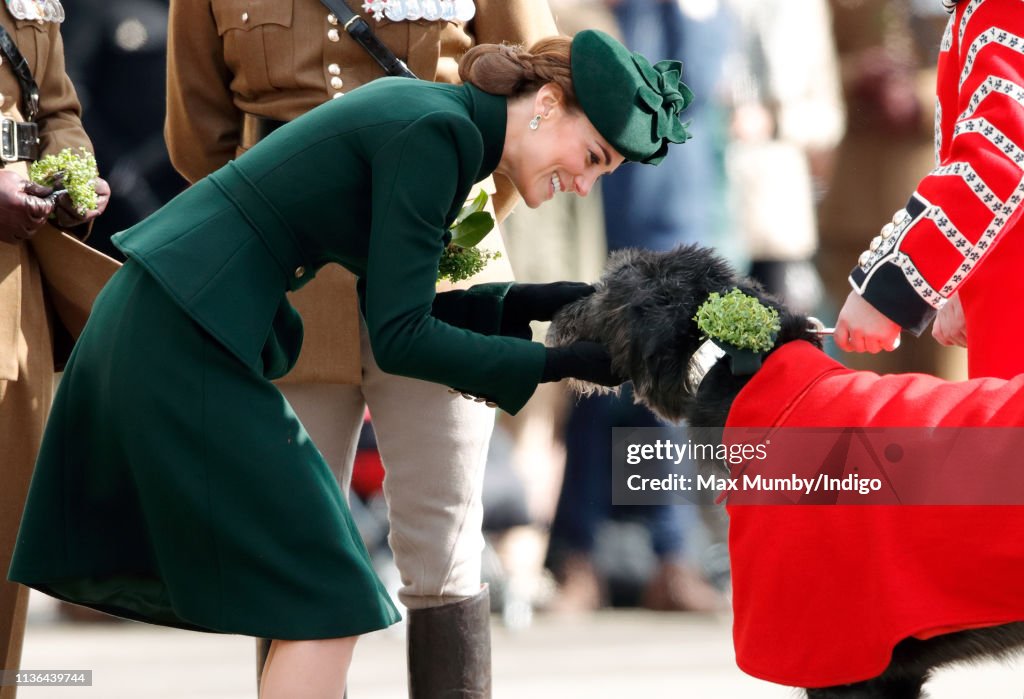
[10, 29, 691, 697]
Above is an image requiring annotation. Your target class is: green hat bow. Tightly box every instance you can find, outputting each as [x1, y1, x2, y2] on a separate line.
[571, 29, 694, 166]
[633, 56, 693, 163]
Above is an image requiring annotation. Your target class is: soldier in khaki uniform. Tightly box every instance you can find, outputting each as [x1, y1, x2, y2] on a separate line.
[0, 2, 111, 696]
[164, 0, 556, 694]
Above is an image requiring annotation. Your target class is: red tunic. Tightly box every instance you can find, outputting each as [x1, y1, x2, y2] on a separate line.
[849, 0, 1024, 378]
[725, 341, 1024, 687]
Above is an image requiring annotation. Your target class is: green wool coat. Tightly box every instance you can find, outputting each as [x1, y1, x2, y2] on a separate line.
[122, 79, 547, 412]
[9, 80, 546, 639]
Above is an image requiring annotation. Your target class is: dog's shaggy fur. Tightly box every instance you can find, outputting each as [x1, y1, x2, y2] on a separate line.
[546, 244, 820, 429]
[547, 244, 1024, 698]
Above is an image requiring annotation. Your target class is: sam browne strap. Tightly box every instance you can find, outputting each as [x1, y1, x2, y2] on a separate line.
[0, 23, 42, 161]
[318, 0, 418, 79]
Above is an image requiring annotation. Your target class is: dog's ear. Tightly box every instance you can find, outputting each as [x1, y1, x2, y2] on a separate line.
[626, 303, 691, 423]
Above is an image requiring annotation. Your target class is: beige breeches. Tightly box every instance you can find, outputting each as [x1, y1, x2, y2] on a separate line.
[279, 320, 494, 611]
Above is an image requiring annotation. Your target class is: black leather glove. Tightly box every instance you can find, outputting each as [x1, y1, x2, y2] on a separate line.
[500, 282, 596, 340]
[0, 170, 54, 245]
[541, 341, 624, 387]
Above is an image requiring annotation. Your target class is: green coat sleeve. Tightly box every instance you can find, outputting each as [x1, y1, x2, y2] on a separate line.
[430, 282, 514, 335]
[362, 114, 546, 414]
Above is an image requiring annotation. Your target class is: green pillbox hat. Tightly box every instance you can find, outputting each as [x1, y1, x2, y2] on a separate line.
[570, 29, 693, 165]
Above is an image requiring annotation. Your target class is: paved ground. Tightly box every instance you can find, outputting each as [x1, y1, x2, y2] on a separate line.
[12, 593, 1024, 698]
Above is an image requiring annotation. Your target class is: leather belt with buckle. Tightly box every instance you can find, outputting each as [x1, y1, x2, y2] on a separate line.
[0, 116, 40, 163]
[241, 113, 287, 150]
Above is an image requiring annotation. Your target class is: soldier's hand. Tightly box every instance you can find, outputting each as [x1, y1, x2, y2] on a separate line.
[834, 290, 902, 353]
[0, 169, 55, 245]
[932, 293, 967, 348]
[52, 177, 110, 229]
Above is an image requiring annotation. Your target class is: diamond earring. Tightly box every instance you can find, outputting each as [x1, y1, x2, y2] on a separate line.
[529, 114, 541, 130]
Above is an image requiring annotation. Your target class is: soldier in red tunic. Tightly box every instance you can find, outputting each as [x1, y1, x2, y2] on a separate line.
[836, 0, 1024, 380]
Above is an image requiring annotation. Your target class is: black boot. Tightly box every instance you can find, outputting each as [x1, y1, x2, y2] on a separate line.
[407, 586, 492, 698]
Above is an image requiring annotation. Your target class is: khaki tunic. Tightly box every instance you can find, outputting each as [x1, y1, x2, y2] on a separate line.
[0, 10, 93, 381]
[165, 0, 558, 383]
[0, 7, 96, 696]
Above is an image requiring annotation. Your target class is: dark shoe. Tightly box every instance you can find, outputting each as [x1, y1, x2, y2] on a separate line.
[407, 586, 491, 698]
[641, 560, 727, 613]
[548, 552, 604, 614]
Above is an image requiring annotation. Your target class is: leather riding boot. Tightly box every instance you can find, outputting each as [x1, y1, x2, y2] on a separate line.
[407, 586, 492, 698]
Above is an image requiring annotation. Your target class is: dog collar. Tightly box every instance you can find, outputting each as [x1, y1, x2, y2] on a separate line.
[688, 338, 726, 390]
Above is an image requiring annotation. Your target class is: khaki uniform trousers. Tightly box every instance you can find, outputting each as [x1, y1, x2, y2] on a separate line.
[1, 246, 53, 698]
[279, 319, 495, 611]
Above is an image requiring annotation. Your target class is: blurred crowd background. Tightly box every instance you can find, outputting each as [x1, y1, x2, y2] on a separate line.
[54, 0, 967, 629]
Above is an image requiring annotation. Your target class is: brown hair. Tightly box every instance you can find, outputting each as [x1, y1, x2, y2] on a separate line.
[458, 36, 579, 110]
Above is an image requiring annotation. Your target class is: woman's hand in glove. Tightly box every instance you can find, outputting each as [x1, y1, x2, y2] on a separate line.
[500, 282, 595, 339]
[541, 341, 625, 387]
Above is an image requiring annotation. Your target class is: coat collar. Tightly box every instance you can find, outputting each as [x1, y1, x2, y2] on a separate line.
[463, 83, 506, 182]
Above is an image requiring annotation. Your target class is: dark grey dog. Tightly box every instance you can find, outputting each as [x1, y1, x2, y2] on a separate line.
[547, 244, 1024, 699]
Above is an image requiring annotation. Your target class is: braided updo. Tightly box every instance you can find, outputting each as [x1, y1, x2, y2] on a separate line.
[458, 36, 580, 111]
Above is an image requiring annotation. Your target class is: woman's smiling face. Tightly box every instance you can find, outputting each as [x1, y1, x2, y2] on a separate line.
[499, 85, 626, 209]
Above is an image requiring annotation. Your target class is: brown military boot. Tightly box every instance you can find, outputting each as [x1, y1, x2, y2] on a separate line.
[407, 586, 491, 698]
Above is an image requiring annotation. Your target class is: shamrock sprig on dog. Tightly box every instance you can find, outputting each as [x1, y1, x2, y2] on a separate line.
[694, 289, 781, 353]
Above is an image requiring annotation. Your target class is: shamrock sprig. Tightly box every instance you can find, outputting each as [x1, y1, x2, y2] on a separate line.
[694, 289, 781, 353]
[29, 147, 99, 215]
[438, 190, 501, 283]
